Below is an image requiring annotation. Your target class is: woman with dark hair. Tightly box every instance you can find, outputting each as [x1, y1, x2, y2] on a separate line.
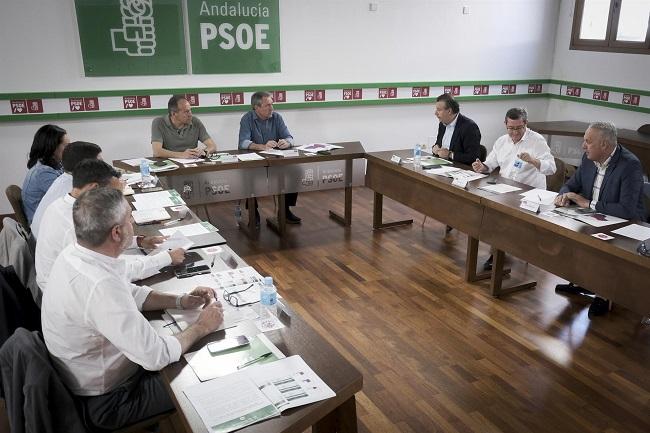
[21, 124, 69, 224]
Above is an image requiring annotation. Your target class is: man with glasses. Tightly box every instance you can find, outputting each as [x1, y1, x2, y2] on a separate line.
[553, 121, 644, 317]
[151, 95, 218, 159]
[472, 107, 556, 270]
[432, 93, 481, 164]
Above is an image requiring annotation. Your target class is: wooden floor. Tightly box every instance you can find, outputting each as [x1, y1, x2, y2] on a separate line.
[2, 186, 649, 433]
[197, 186, 650, 433]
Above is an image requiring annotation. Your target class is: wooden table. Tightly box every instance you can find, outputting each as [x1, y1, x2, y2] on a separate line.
[528, 120, 650, 175]
[115, 142, 366, 236]
[144, 247, 363, 433]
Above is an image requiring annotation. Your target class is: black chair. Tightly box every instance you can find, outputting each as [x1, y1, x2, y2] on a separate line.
[643, 181, 650, 223]
[0, 265, 40, 348]
[546, 157, 567, 193]
[479, 144, 487, 162]
[638, 124, 650, 135]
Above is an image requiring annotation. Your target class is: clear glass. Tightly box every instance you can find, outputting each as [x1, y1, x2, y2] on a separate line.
[579, 0, 611, 40]
[616, 0, 650, 42]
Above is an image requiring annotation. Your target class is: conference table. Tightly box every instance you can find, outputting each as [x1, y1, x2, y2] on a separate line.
[365, 150, 650, 315]
[115, 142, 366, 236]
[126, 189, 363, 433]
[528, 120, 650, 175]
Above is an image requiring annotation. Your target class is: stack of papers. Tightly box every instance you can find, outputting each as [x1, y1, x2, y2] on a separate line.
[426, 166, 462, 176]
[478, 183, 523, 194]
[448, 170, 487, 183]
[184, 334, 284, 381]
[132, 190, 185, 210]
[211, 266, 264, 290]
[259, 149, 300, 157]
[149, 160, 179, 172]
[158, 221, 218, 237]
[132, 208, 171, 224]
[520, 189, 558, 204]
[237, 153, 265, 161]
[169, 157, 206, 164]
[296, 143, 343, 152]
[183, 355, 335, 433]
[121, 157, 154, 167]
[574, 213, 627, 227]
[612, 224, 650, 240]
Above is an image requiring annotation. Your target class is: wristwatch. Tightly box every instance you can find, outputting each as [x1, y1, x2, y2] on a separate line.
[136, 235, 145, 248]
[176, 294, 184, 310]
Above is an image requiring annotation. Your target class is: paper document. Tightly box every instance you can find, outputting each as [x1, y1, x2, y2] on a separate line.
[212, 266, 264, 290]
[121, 158, 154, 167]
[184, 334, 285, 382]
[426, 166, 462, 176]
[520, 189, 558, 203]
[612, 224, 650, 240]
[478, 184, 523, 194]
[151, 231, 194, 253]
[574, 213, 627, 227]
[159, 221, 218, 237]
[121, 172, 144, 185]
[169, 157, 205, 164]
[132, 190, 185, 210]
[132, 208, 170, 224]
[448, 170, 487, 182]
[237, 153, 265, 161]
[296, 143, 342, 152]
[184, 355, 335, 433]
[149, 160, 179, 172]
[259, 149, 300, 157]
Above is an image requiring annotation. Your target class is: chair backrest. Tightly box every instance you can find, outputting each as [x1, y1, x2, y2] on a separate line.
[643, 182, 650, 223]
[638, 124, 650, 135]
[4, 186, 29, 232]
[546, 157, 567, 193]
[479, 145, 487, 162]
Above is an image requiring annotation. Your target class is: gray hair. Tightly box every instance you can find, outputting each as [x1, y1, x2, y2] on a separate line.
[73, 187, 129, 247]
[588, 121, 617, 146]
[505, 107, 528, 122]
[251, 91, 271, 108]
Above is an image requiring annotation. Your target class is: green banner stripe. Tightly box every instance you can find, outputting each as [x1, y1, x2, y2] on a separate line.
[548, 94, 650, 114]
[549, 80, 650, 97]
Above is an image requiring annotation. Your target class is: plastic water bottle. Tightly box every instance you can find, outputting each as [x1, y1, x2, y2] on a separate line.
[413, 144, 422, 169]
[234, 204, 242, 226]
[259, 276, 277, 329]
[140, 159, 152, 187]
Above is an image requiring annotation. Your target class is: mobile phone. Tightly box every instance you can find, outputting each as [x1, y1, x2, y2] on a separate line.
[175, 264, 211, 279]
[154, 160, 167, 167]
[159, 251, 203, 273]
[207, 336, 250, 354]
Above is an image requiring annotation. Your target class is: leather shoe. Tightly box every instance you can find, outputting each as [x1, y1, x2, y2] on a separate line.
[286, 209, 301, 224]
[588, 296, 612, 317]
[483, 254, 493, 272]
[555, 283, 594, 296]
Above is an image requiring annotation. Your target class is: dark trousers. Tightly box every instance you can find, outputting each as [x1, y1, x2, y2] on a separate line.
[247, 193, 298, 209]
[78, 369, 174, 432]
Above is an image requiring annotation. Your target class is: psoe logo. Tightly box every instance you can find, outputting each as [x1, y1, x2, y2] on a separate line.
[110, 0, 156, 57]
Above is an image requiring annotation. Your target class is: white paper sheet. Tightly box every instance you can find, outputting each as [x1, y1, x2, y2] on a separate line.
[520, 189, 559, 203]
[478, 183, 523, 194]
[159, 222, 215, 237]
[121, 158, 154, 167]
[425, 166, 462, 175]
[150, 231, 194, 253]
[296, 143, 342, 152]
[169, 157, 205, 164]
[612, 224, 650, 240]
[132, 191, 185, 210]
[132, 208, 170, 224]
[574, 213, 627, 227]
[237, 153, 265, 161]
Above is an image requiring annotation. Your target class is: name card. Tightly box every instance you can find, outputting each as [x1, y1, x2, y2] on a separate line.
[390, 155, 402, 164]
[520, 200, 540, 213]
[451, 178, 468, 188]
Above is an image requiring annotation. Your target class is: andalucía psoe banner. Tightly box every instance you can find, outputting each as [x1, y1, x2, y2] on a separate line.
[187, 0, 281, 74]
[74, 0, 187, 76]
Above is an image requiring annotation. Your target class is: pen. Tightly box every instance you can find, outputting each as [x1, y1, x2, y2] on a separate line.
[210, 255, 216, 268]
[162, 218, 182, 226]
[237, 352, 272, 370]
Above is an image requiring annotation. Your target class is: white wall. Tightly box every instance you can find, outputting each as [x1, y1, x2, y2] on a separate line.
[546, 0, 650, 129]
[0, 0, 561, 214]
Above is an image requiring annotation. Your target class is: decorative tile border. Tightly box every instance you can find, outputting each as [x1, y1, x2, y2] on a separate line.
[1, 79, 647, 122]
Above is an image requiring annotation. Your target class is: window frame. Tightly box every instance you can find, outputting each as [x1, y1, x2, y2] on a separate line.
[570, 0, 650, 55]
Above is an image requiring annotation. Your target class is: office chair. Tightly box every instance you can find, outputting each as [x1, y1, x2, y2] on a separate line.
[4, 186, 29, 232]
[478, 144, 487, 162]
[637, 124, 650, 135]
[546, 157, 566, 192]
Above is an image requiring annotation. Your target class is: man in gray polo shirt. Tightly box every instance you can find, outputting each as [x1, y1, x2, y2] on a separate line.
[151, 95, 218, 158]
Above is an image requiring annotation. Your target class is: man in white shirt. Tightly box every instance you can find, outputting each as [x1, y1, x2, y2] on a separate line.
[31, 141, 102, 239]
[42, 187, 223, 431]
[472, 107, 556, 270]
[35, 159, 185, 293]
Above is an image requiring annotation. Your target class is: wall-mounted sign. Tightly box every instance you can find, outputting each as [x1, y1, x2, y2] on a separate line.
[74, 0, 187, 76]
[187, 0, 281, 73]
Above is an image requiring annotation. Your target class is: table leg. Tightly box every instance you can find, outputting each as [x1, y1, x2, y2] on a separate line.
[330, 159, 353, 226]
[490, 249, 536, 297]
[372, 192, 413, 230]
[466, 238, 510, 282]
[237, 198, 259, 238]
[313, 395, 358, 433]
[267, 194, 287, 236]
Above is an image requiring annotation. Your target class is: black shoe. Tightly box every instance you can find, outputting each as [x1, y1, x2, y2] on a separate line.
[445, 225, 453, 234]
[483, 254, 493, 272]
[555, 283, 594, 296]
[588, 296, 612, 317]
[255, 209, 260, 228]
[286, 209, 301, 224]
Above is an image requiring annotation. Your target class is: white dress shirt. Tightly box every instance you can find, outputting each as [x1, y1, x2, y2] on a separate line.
[31, 172, 72, 239]
[484, 128, 556, 189]
[441, 114, 459, 150]
[589, 146, 617, 209]
[42, 243, 182, 396]
[35, 194, 172, 292]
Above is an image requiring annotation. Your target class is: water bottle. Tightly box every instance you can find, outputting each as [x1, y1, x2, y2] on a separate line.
[140, 159, 152, 187]
[234, 203, 242, 226]
[259, 276, 277, 329]
[413, 144, 422, 169]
